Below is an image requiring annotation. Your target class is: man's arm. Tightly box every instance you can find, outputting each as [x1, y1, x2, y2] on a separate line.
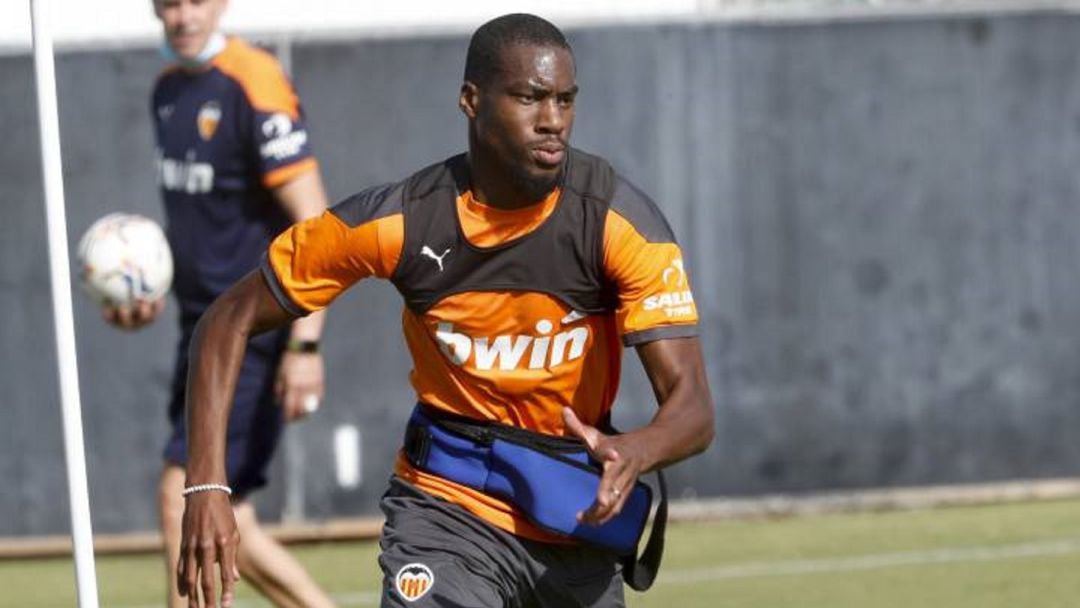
[563, 336, 715, 526]
[270, 169, 329, 420]
[177, 270, 294, 607]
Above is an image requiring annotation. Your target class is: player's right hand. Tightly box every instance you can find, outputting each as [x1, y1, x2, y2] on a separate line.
[177, 490, 241, 608]
[102, 297, 165, 330]
[563, 407, 649, 527]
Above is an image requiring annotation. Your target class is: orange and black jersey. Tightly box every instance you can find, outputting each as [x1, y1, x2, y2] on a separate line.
[152, 37, 316, 321]
[262, 149, 698, 541]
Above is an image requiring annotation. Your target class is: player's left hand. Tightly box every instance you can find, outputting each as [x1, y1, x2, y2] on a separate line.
[562, 407, 650, 527]
[103, 297, 166, 331]
[275, 351, 325, 422]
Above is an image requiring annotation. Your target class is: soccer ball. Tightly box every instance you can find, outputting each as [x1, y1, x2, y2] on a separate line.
[77, 213, 173, 306]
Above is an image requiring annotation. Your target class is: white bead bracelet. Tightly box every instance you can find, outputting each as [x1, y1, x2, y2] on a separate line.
[181, 483, 233, 497]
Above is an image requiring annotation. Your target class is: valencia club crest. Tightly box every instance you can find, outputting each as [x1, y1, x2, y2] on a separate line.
[196, 100, 221, 141]
[394, 562, 434, 602]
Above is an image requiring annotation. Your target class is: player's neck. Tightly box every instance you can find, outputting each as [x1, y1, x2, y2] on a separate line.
[465, 149, 558, 211]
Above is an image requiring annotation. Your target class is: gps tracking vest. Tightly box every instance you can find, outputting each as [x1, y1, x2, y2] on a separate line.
[390, 149, 619, 315]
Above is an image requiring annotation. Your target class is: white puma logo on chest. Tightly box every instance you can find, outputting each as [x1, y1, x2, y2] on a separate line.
[420, 245, 451, 272]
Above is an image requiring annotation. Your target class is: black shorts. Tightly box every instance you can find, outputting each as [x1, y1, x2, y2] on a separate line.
[162, 326, 287, 499]
[378, 476, 626, 608]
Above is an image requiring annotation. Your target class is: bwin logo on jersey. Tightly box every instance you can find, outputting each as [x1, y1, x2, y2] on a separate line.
[156, 149, 214, 194]
[394, 563, 434, 602]
[435, 318, 589, 371]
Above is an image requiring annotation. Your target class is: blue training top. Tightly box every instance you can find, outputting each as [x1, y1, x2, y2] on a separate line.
[151, 36, 317, 324]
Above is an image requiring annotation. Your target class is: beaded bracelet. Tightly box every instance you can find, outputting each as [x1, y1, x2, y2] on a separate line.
[181, 483, 233, 497]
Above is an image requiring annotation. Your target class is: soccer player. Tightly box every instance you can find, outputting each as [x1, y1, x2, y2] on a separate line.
[101, 1, 337, 606]
[177, 13, 715, 608]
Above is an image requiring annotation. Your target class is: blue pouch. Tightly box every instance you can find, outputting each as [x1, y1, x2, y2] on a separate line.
[495, 434, 653, 555]
[403, 405, 667, 590]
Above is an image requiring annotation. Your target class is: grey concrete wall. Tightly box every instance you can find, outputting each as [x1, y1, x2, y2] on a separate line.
[3, 11, 1080, 536]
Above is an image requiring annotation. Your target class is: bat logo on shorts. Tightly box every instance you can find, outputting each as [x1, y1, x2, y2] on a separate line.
[394, 562, 434, 602]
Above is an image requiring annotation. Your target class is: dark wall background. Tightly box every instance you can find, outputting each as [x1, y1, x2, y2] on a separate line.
[3, 11, 1080, 536]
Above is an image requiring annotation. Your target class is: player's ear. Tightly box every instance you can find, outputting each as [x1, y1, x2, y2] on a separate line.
[459, 82, 479, 119]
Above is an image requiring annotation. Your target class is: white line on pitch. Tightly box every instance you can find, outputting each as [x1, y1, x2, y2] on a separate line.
[120, 591, 381, 608]
[657, 537, 1080, 585]
[116, 537, 1080, 606]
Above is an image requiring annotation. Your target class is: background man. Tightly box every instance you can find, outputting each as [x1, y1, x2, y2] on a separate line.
[176, 13, 714, 608]
[101, 1, 337, 606]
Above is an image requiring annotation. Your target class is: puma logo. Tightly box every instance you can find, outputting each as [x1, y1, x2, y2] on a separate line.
[420, 245, 451, 272]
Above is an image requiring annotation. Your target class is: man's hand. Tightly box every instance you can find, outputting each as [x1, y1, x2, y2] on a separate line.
[562, 407, 650, 527]
[177, 491, 240, 608]
[102, 297, 165, 330]
[274, 351, 325, 421]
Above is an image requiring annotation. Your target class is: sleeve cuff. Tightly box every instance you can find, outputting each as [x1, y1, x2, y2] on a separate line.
[622, 323, 699, 347]
[263, 157, 318, 189]
[259, 257, 309, 318]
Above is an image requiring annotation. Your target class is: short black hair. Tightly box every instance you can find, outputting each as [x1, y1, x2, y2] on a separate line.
[464, 13, 572, 85]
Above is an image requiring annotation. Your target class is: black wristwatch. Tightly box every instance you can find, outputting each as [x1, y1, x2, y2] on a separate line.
[285, 339, 320, 354]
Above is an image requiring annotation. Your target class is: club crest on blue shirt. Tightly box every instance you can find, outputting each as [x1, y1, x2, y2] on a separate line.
[197, 100, 222, 141]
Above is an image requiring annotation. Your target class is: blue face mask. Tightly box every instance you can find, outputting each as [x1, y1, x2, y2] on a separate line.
[160, 31, 226, 69]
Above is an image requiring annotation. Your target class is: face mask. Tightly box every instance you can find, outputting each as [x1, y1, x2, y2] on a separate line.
[160, 31, 226, 68]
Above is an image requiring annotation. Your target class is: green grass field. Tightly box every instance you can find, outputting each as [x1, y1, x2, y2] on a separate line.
[3, 498, 1079, 607]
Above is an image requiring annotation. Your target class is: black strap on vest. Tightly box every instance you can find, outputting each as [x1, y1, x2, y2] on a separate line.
[411, 405, 667, 591]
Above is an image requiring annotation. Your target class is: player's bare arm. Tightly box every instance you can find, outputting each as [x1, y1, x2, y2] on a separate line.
[565, 336, 714, 526]
[270, 169, 330, 420]
[178, 271, 293, 607]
